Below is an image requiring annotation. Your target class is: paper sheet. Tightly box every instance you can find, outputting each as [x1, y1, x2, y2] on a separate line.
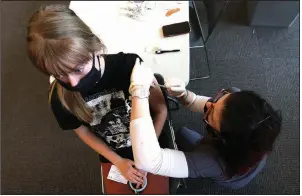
[107, 165, 128, 184]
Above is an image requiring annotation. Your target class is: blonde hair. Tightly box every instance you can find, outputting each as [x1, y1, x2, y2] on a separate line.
[27, 4, 106, 123]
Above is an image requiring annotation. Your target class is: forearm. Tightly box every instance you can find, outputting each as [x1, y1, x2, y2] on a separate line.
[130, 97, 150, 120]
[130, 94, 166, 137]
[130, 117, 189, 177]
[75, 127, 122, 165]
[178, 91, 210, 113]
[178, 90, 195, 106]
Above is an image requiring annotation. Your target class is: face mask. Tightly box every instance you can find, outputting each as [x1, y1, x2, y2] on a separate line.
[56, 54, 101, 92]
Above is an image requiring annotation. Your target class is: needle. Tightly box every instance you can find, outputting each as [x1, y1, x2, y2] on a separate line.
[153, 84, 181, 89]
[155, 84, 167, 88]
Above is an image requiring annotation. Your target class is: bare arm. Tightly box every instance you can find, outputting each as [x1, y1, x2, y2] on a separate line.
[74, 125, 122, 165]
[149, 78, 167, 137]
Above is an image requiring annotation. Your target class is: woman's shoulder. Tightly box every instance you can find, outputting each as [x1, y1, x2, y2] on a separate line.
[105, 52, 142, 67]
[103, 52, 143, 81]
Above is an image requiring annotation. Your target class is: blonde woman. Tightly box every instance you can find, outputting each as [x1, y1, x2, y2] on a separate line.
[27, 5, 167, 185]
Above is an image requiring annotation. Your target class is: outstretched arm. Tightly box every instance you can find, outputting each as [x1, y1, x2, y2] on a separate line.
[129, 59, 189, 177]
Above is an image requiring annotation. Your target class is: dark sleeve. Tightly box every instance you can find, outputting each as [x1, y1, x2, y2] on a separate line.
[50, 87, 84, 131]
[184, 145, 225, 178]
[118, 52, 143, 80]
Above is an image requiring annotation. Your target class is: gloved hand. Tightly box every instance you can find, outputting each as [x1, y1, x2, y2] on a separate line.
[129, 58, 154, 94]
[165, 77, 187, 98]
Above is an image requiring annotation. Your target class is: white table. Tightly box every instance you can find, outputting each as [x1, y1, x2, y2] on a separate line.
[69, 1, 190, 85]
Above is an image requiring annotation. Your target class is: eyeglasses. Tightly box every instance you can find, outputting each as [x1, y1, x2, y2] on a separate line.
[203, 89, 230, 136]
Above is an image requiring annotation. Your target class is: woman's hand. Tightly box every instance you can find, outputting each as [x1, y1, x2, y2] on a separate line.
[136, 169, 148, 189]
[165, 77, 187, 97]
[115, 158, 145, 185]
[129, 58, 154, 94]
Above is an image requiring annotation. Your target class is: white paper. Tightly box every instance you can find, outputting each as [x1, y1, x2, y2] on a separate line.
[107, 165, 128, 184]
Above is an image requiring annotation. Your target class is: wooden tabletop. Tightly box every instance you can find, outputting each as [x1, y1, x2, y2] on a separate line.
[101, 163, 169, 194]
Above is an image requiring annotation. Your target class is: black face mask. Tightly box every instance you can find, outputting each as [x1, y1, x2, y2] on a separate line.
[56, 54, 101, 92]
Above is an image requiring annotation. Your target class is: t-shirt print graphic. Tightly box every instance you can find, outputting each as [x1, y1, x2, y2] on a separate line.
[86, 90, 132, 150]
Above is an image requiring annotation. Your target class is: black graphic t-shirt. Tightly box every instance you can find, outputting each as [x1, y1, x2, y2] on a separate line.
[50, 52, 142, 162]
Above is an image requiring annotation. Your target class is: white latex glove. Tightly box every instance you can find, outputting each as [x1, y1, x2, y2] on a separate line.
[165, 77, 187, 98]
[129, 58, 154, 94]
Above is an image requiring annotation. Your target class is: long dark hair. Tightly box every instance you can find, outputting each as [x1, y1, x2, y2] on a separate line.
[213, 91, 282, 177]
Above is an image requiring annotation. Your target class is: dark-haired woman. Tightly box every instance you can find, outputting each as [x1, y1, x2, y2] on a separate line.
[129, 69, 282, 189]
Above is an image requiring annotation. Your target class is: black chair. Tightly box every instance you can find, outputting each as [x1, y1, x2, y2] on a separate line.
[189, 0, 228, 80]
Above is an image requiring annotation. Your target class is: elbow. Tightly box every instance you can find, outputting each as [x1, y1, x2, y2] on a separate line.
[133, 151, 163, 174]
[134, 159, 153, 173]
[134, 159, 156, 174]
